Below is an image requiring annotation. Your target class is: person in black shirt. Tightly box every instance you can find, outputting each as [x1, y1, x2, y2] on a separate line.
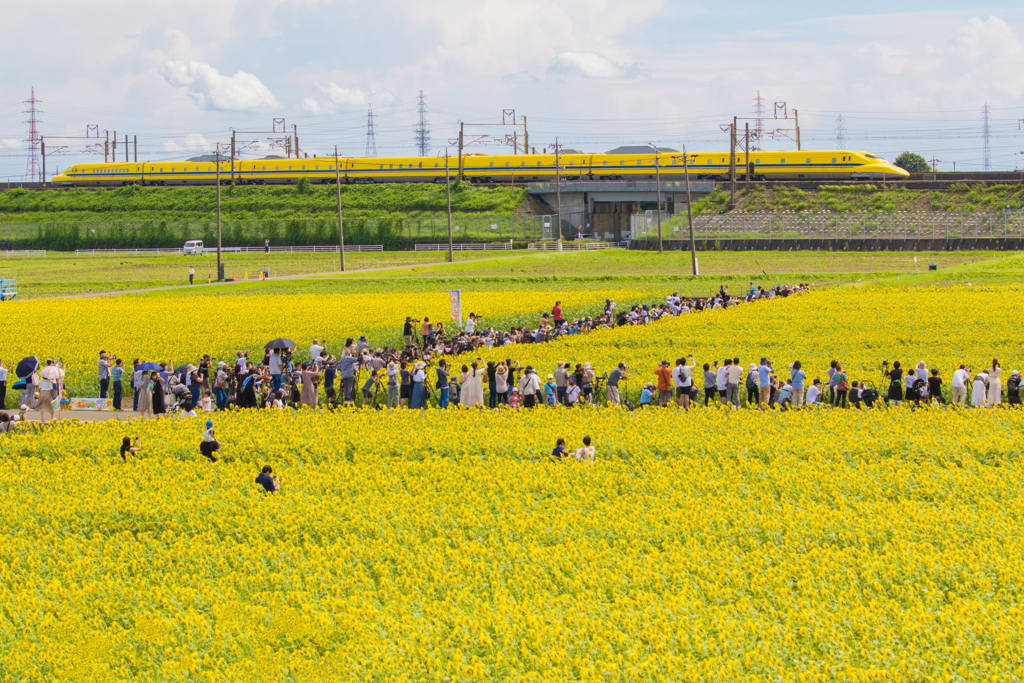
[887, 361, 904, 405]
[120, 436, 140, 461]
[928, 369, 944, 404]
[436, 360, 450, 409]
[1008, 370, 1021, 405]
[255, 465, 279, 494]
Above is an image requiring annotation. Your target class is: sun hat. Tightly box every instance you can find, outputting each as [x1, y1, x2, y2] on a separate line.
[547, 374, 554, 380]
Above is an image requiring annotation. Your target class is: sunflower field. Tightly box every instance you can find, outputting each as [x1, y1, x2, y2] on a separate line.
[3, 406, 1024, 681]
[3, 283, 1024, 680]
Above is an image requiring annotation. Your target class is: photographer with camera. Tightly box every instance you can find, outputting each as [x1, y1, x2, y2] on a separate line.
[403, 317, 419, 348]
[98, 351, 112, 398]
[607, 363, 627, 405]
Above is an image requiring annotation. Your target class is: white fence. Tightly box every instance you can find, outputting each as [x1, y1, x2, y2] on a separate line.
[75, 245, 383, 256]
[527, 241, 628, 251]
[414, 242, 514, 251]
[0, 250, 46, 258]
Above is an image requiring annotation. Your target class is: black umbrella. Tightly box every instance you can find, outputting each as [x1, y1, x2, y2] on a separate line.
[265, 338, 296, 350]
[15, 356, 38, 379]
[175, 364, 191, 374]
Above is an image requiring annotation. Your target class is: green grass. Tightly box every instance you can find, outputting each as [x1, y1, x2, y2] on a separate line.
[5, 249, 1021, 301]
[694, 184, 1024, 214]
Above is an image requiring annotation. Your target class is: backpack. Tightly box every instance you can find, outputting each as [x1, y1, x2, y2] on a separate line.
[745, 372, 757, 392]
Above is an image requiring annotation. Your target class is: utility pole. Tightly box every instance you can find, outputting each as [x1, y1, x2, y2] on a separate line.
[216, 145, 223, 281]
[445, 149, 454, 263]
[293, 124, 299, 159]
[729, 120, 737, 207]
[335, 145, 345, 272]
[104, 130, 109, 163]
[458, 122, 465, 179]
[125, 134, 129, 162]
[745, 122, 751, 190]
[555, 137, 562, 241]
[522, 116, 529, 155]
[230, 131, 236, 185]
[113, 131, 117, 163]
[133, 135, 137, 163]
[794, 109, 802, 151]
[682, 145, 698, 275]
[649, 143, 662, 252]
[40, 138, 46, 185]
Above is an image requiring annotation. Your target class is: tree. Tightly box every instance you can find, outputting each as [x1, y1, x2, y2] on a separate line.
[894, 152, 931, 173]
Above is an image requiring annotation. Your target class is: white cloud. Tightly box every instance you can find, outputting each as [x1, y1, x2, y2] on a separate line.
[300, 82, 397, 113]
[163, 134, 211, 153]
[548, 51, 639, 79]
[158, 60, 281, 112]
[1, 139, 20, 149]
[501, 71, 539, 84]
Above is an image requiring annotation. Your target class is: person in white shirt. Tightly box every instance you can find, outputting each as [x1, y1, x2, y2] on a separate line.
[309, 339, 325, 363]
[952, 365, 969, 405]
[236, 351, 247, 371]
[715, 361, 729, 405]
[465, 314, 478, 335]
[806, 379, 823, 405]
[0, 359, 7, 410]
[573, 436, 595, 461]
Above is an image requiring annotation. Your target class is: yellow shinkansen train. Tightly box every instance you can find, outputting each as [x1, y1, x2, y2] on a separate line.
[51, 149, 909, 186]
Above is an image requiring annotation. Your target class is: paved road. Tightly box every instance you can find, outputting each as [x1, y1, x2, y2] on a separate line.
[60, 251, 550, 299]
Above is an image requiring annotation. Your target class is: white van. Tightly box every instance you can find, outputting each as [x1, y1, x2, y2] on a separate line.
[183, 240, 204, 255]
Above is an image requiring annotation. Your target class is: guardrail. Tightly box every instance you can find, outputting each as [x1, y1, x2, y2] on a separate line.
[414, 242, 514, 251]
[75, 245, 383, 256]
[527, 241, 628, 251]
[0, 250, 46, 258]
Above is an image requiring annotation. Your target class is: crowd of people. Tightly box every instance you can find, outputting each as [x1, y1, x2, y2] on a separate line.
[1, 279, 1017, 433]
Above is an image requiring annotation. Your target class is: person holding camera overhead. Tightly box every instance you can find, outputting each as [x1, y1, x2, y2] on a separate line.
[98, 351, 111, 398]
[403, 317, 417, 348]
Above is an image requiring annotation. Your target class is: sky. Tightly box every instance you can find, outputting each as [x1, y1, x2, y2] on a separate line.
[3, 0, 1024, 180]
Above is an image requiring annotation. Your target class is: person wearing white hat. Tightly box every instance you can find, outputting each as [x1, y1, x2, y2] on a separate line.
[410, 361, 428, 409]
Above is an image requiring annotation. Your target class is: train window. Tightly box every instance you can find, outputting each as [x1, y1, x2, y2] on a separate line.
[832, 158, 837, 163]
[380, 165, 384, 169]
[419, 163, 423, 168]
[620, 161, 624, 166]
[569, 161, 574, 166]
[505, 162, 510, 167]
[708, 161, 712, 165]
[263, 166, 266, 171]
[806, 159, 810, 164]
[865, 154, 880, 159]
[399, 164, 403, 168]
[435, 163, 439, 168]
[755, 159, 761, 164]
[538, 162, 542, 166]
[315, 166, 319, 170]
[389, 165, 393, 168]
[781, 159, 786, 164]
[603, 161, 608, 166]
[302, 166, 306, 170]
[276, 166, 280, 170]
[489, 162, 494, 167]
[521, 162, 526, 167]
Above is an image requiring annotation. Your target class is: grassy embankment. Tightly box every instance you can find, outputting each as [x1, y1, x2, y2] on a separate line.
[0, 184, 531, 249]
[694, 183, 1024, 214]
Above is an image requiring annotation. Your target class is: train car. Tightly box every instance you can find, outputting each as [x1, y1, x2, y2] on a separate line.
[51, 149, 908, 186]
